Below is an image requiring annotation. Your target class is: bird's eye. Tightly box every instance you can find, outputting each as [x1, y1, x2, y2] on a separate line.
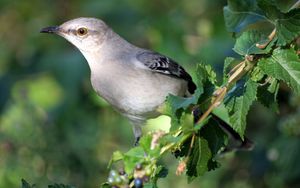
[77, 27, 88, 36]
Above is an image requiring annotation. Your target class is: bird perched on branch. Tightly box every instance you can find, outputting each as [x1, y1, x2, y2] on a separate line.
[41, 17, 196, 145]
[41, 17, 251, 149]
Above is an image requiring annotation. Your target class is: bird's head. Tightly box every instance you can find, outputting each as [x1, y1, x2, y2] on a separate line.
[41, 17, 108, 52]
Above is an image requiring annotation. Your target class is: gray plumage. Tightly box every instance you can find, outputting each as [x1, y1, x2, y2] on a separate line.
[41, 17, 196, 144]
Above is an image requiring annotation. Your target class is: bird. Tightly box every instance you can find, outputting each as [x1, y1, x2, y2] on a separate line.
[40, 17, 197, 145]
[40, 17, 252, 149]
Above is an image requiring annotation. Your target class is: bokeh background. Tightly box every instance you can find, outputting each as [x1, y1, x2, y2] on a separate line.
[0, 0, 300, 187]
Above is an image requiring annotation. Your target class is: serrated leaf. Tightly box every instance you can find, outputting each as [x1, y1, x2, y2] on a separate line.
[196, 64, 217, 104]
[201, 120, 228, 155]
[223, 0, 267, 33]
[224, 0, 300, 45]
[258, 48, 300, 94]
[275, 8, 300, 46]
[233, 30, 275, 55]
[225, 79, 258, 137]
[258, 0, 300, 46]
[186, 137, 212, 181]
[186, 120, 226, 182]
[196, 63, 217, 86]
[257, 82, 279, 112]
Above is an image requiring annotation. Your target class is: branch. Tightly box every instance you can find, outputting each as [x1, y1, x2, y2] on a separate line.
[290, 0, 300, 10]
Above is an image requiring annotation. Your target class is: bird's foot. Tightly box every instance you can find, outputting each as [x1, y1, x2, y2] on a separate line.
[134, 136, 141, 146]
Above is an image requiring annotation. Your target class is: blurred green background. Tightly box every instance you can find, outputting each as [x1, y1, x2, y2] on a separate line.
[0, 0, 300, 187]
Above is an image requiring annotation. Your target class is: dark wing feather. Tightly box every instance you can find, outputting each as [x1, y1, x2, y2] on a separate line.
[137, 51, 196, 94]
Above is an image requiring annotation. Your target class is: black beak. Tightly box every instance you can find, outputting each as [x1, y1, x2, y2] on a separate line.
[40, 26, 60, 34]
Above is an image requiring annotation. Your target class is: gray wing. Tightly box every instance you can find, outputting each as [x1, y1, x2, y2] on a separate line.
[137, 51, 196, 94]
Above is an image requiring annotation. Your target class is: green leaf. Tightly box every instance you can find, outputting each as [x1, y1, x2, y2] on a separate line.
[196, 63, 217, 87]
[212, 103, 232, 126]
[196, 64, 217, 104]
[165, 87, 203, 117]
[201, 120, 228, 155]
[186, 137, 212, 180]
[268, 77, 280, 94]
[251, 66, 265, 82]
[275, 8, 300, 46]
[123, 147, 145, 173]
[186, 120, 226, 181]
[224, 0, 300, 45]
[108, 151, 124, 168]
[257, 0, 282, 20]
[139, 134, 152, 150]
[258, 0, 300, 46]
[257, 80, 279, 112]
[164, 63, 217, 131]
[165, 91, 201, 131]
[233, 30, 275, 55]
[180, 113, 195, 133]
[225, 79, 258, 137]
[139, 134, 161, 158]
[223, 57, 235, 75]
[258, 48, 300, 94]
[223, 0, 267, 33]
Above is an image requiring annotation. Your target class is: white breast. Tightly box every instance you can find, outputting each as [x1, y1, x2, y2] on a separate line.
[80, 42, 188, 121]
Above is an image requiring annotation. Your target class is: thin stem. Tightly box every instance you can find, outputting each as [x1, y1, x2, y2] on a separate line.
[290, 0, 300, 10]
[256, 29, 276, 49]
[195, 87, 227, 125]
[186, 133, 196, 157]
